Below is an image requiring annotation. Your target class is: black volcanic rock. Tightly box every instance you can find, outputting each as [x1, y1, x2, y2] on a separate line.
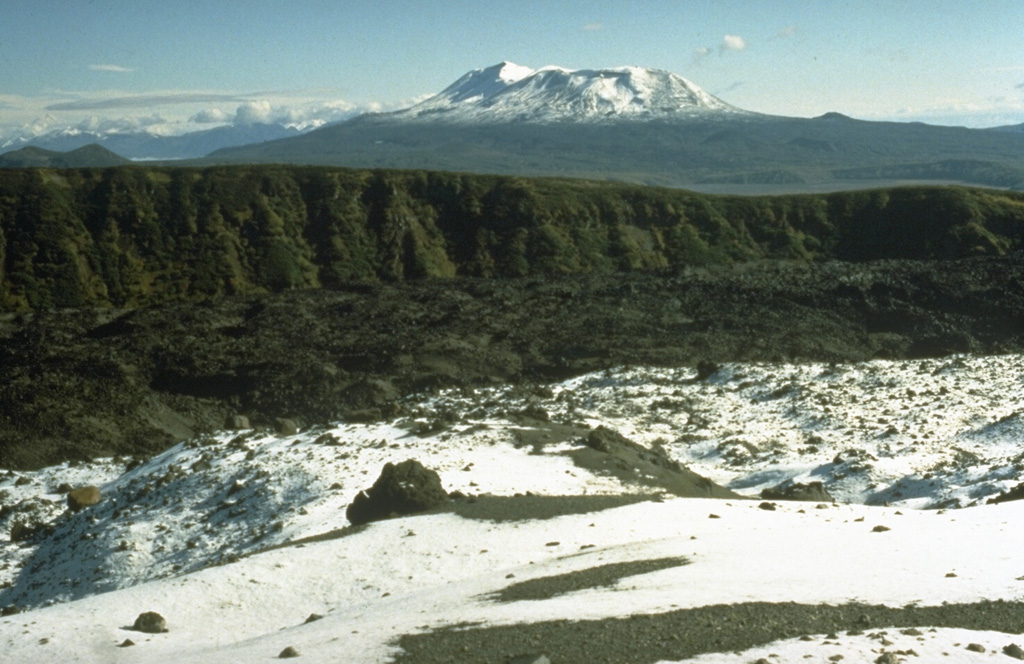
[572, 426, 738, 499]
[131, 611, 168, 633]
[0, 253, 1022, 470]
[346, 460, 449, 526]
[761, 481, 834, 503]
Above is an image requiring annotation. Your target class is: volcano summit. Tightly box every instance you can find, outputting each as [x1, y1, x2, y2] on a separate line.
[382, 61, 750, 123]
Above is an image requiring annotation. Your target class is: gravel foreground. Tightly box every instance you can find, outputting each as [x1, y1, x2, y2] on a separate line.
[395, 600, 1024, 663]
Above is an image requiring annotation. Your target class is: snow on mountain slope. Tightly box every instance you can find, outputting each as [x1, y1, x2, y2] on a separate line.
[2, 353, 1024, 662]
[383, 61, 750, 123]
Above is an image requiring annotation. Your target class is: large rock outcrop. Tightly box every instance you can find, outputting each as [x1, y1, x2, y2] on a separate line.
[346, 460, 448, 526]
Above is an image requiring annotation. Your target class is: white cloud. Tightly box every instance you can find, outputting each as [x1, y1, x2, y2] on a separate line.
[774, 25, 797, 39]
[692, 46, 712, 63]
[190, 108, 231, 124]
[74, 113, 167, 134]
[47, 93, 247, 111]
[233, 100, 274, 125]
[227, 99, 365, 129]
[694, 35, 747, 63]
[0, 86, 432, 144]
[721, 35, 747, 52]
[88, 64, 136, 73]
[583, 22, 603, 32]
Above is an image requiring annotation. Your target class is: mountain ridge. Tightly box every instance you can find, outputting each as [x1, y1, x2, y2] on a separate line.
[381, 61, 748, 124]
[0, 143, 129, 168]
[205, 62, 1024, 192]
[0, 122, 304, 161]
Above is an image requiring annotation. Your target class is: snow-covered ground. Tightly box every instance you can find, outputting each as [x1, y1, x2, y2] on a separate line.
[1, 354, 1023, 663]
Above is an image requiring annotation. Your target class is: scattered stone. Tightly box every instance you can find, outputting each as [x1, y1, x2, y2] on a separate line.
[874, 653, 900, 664]
[1, 605, 21, 616]
[872, 525, 891, 533]
[279, 645, 300, 658]
[314, 433, 340, 446]
[508, 655, 551, 664]
[695, 360, 719, 381]
[132, 611, 168, 633]
[758, 501, 778, 511]
[761, 480, 834, 503]
[10, 520, 43, 542]
[708, 513, 721, 519]
[304, 613, 323, 624]
[1005, 643, 1024, 660]
[225, 414, 250, 430]
[275, 418, 299, 436]
[67, 486, 102, 511]
[118, 639, 135, 648]
[346, 459, 448, 526]
[55, 482, 73, 494]
[966, 643, 986, 653]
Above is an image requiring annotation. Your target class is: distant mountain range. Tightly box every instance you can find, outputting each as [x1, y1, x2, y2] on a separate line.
[3, 62, 1024, 192]
[0, 122, 303, 161]
[0, 144, 129, 168]
[203, 63, 1024, 192]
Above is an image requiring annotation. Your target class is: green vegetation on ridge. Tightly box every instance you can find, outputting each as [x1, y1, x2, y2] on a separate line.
[1, 164, 1023, 310]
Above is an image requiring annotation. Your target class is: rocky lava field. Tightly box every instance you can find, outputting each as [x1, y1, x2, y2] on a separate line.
[0, 253, 1023, 663]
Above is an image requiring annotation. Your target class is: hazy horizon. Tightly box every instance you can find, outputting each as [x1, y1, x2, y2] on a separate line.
[1, 0, 1022, 144]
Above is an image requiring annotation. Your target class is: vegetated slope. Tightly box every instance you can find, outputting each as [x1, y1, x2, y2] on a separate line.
[2, 164, 1024, 309]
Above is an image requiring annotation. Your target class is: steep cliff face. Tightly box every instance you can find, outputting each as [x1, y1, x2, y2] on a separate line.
[1, 165, 1022, 310]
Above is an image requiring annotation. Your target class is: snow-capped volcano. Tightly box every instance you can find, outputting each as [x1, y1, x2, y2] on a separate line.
[387, 61, 749, 123]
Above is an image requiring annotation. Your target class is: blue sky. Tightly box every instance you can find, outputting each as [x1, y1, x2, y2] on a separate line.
[1, 0, 1022, 140]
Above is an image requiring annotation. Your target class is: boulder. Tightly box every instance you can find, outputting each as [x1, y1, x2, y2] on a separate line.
[695, 360, 719, 381]
[4, 497, 56, 542]
[10, 520, 43, 542]
[67, 486, 102, 511]
[224, 414, 251, 430]
[761, 480, 834, 503]
[279, 645, 300, 658]
[274, 418, 299, 436]
[132, 611, 168, 633]
[346, 459, 448, 526]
